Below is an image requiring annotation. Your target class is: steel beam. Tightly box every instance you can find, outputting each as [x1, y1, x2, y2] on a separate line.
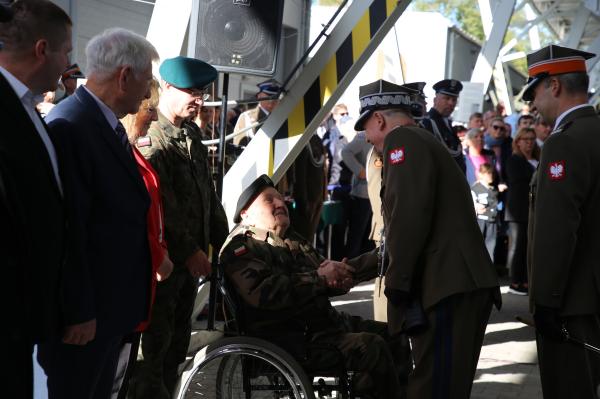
[564, 6, 591, 48]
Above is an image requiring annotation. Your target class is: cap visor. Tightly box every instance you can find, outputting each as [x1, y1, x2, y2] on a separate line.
[522, 77, 541, 102]
[354, 110, 372, 131]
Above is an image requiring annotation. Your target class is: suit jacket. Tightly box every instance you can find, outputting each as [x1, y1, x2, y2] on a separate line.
[47, 86, 151, 338]
[505, 153, 535, 223]
[0, 73, 67, 343]
[381, 125, 500, 333]
[529, 106, 600, 316]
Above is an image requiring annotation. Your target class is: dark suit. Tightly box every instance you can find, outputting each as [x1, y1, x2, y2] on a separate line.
[38, 86, 151, 399]
[529, 105, 600, 398]
[381, 125, 500, 398]
[0, 73, 67, 399]
[505, 153, 535, 286]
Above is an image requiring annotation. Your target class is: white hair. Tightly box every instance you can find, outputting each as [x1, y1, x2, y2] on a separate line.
[85, 28, 159, 81]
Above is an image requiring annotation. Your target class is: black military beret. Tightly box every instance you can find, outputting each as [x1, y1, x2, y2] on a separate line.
[354, 79, 416, 131]
[432, 79, 463, 97]
[159, 56, 218, 90]
[233, 174, 275, 223]
[522, 44, 595, 101]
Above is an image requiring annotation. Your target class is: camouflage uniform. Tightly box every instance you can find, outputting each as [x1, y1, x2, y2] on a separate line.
[129, 111, 228, 399]
[220, 225, 410, 399]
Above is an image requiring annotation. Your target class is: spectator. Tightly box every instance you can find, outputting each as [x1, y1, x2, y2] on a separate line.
[55, 63, 84, 102]
[341, 131, 374, 258]
[464, 128, 497, 186]
[505, 128, 539, 295]
[0, 1, 72, 397]
[468, 112, 483, 130]
[533, 114, 551, 147]
[482, 109, 497, 133]
[36, 90, 56, 117]
[39, 27, 159, 399]
[454, 124, 468, 147]
[233, 79, 281, 146]
[484, 116, 512, 182]
[471, 163, 499, 260]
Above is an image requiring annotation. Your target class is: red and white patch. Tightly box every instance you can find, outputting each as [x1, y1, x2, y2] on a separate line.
[388, 147, 405, 165]
[233, 245, 248, 257]
[137, 136, 152, 147]
[548, 160, 566, 181]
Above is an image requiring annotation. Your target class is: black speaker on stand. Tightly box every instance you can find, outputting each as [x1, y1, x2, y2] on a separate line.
[192, 0, 285, 77]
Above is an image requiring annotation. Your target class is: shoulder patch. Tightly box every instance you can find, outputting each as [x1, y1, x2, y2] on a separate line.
[136, 136, 152, 147]
[388, 147, 405, 165]
[233, 245, 248, 257]
[548, 160, 565, 181]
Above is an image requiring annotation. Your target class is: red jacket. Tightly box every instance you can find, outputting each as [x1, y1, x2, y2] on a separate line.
[133, 147, 168, 331]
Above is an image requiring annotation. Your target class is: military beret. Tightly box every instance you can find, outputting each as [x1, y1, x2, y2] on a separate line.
[522, 45, 595, 101]
[432, 79, 463, 97]
[233, 174, 275, 223]
[257, 79, 282, 96]
[61, 63, 85, 80]
[354, 79, 416, 131]
[159, 56, 218, 90]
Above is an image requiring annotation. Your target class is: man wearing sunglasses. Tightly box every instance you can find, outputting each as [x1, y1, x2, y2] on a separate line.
[132, 56, 229, 399]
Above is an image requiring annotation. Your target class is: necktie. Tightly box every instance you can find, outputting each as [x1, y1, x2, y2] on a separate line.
[115, 121, 133, 158]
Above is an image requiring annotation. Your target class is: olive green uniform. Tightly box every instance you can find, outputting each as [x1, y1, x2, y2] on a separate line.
[220, 225, 411, 399]
[381, 125, 501, 398]
[528, 106, 600, 398]
[129, 112, 228, 399]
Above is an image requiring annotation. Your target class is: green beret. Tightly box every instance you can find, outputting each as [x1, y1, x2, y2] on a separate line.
[159, 56, 218, 89]
[234, 175, 275, 223]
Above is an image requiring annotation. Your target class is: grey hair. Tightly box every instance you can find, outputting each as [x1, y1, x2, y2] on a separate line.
[381, 108, 412, 119]
[466, 128, 482, 140]
[85, 28, 159, 81]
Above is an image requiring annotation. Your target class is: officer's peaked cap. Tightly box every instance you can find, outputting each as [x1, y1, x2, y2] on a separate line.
[61, 63, 85, 80]
[159, 56, 217, 90]
[234, 174, 276, 223]
[354, 79, 416, 131]
[432, 79, 463, 97]
[522, 45, 595, 101]
[257, 79, 282, 96]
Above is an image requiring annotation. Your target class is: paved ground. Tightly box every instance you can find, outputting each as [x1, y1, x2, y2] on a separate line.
[332, 277, 542, 399]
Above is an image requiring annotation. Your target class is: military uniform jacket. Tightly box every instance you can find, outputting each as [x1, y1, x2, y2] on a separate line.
[233, 106, 268, 146]
[421, 108, 466, 173]
[381, 125, 500, 316]
[138, 112, 228, 266]
[529, 106, 600, 316]
[219, 225, 376, 335]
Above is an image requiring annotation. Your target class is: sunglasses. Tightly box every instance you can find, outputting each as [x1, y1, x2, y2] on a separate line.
[491, 125, 506, 131]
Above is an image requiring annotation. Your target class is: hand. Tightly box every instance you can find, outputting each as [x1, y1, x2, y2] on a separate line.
[318, 258, 355, 288]
[475, 203, 486, 214]
[498, 183, 508, 192]
[185, 249, 211, 278]
[62, 319, 96, 345]
[156, 252, 174, 282]
[533, 304, 565, 341]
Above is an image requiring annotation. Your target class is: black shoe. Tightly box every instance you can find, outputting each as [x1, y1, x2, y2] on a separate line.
[507, 284, 528, 296]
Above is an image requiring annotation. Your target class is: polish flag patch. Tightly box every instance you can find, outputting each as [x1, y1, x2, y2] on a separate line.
[233, 245, 248, 257]
[548, 160, 566, 181]
[389, 147, 405, 165]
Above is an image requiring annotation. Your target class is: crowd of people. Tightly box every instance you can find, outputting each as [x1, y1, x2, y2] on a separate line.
[3, 1, 600, 399]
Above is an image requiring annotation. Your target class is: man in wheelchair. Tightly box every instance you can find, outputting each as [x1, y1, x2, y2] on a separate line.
[219, 174, 411, 399]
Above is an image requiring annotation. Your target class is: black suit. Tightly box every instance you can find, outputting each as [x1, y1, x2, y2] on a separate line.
[38, 86, 151, 399]
[0, 73, 67, 398]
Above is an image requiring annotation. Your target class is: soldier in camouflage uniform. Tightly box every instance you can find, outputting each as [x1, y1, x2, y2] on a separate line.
[220, 175, 411, 399]
[129, 57, 229, 399]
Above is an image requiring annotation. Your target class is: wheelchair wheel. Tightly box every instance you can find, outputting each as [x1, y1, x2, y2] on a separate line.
[175, 336, 315, 399]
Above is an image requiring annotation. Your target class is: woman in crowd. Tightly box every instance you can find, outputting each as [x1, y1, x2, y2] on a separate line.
[464, 128, 497, 186]
[113, 79, 173, 398]
[505, 127, 539, 295]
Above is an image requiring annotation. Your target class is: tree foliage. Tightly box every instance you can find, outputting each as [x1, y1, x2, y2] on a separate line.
[413, 0, 485, 42]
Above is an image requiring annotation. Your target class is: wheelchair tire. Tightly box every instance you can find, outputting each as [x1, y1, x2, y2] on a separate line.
[174, 336, 315, 399]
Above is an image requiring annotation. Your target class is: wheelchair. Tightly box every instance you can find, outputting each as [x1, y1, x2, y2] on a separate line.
[174, 264, 357, 399]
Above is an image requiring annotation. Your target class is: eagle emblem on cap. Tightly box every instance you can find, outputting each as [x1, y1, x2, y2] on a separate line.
[548, 161, 565, 181]
[389, 147, 405, 165]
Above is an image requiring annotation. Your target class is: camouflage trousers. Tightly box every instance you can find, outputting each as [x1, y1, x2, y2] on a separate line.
[311, 315, 411, 399]
[128, 267, 197, 399]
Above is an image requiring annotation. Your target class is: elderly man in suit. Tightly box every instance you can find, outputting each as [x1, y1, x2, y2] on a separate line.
[524, 44, 600, 398]
[355, 79, 501, 399]
[37, 28, 159, 399]
[0, 1, 73, 397]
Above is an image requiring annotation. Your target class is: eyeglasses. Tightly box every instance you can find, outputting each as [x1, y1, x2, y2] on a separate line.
[491, 125, 506, 131]
[176, 86, 210, 100]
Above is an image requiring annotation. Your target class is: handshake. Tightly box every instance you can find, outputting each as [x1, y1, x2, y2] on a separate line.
[318, 258, 355, 290]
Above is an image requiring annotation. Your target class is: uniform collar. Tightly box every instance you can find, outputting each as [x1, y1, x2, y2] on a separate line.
[156, 110, 187, 140]
[553, 104, 593, 133]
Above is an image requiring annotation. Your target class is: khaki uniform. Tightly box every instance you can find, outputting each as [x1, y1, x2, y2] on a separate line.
[220, 225, 411, 399]
[381, 125, 500, 398]
[528, 106, 600, 398]
[130, 112, 228, 399]
[233, 106, 267, 146]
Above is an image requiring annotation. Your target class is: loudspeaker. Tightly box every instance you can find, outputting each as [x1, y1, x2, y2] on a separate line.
[194, 0, 284, 77]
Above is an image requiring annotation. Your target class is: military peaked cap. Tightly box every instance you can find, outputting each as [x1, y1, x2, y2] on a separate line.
[233, 174, 275, 223]
[432, 79, 463, 97]
[159, 56, 217, 90]
[402, 81, 427, 118]
[257, 79, 282, 96]
[61, 63, 85, 80]
[522, 44, 595, 101]
[354, 79, 416, 131]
